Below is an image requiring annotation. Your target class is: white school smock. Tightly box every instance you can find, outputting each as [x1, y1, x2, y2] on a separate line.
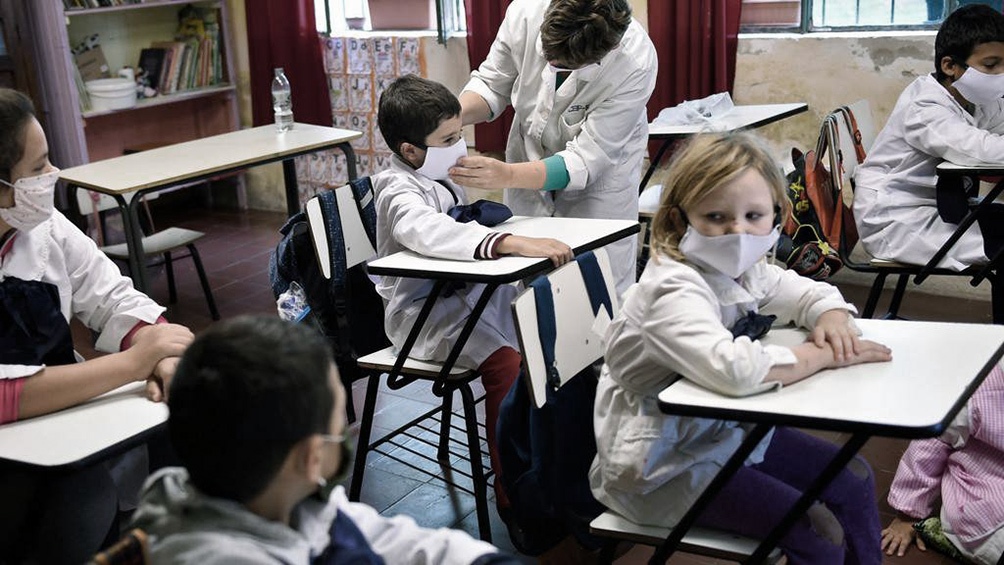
[462, 0, 658, 294]
[0, 211, 165, 380]
[372, 157, 519, 369]
[853, 74, 1004, 271]
[588, 255, 855, 528]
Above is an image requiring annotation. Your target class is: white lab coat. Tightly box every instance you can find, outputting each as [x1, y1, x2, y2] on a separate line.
[0, 211, 165, 380]
[462, 0, 658, 294]
[372, 157, 519, 369]
[589, 255, 854, 528]
[854, 74, 1004, 270]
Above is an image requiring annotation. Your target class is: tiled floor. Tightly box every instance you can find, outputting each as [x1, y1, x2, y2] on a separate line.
[77, 196, 984, 565]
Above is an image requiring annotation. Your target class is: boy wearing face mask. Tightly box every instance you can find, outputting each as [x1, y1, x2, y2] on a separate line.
[372, 75, 572, 512]
[590, 132, 892, 565]
[132, 316, 518, 564]
[854, 4, 1004, 270]
[0, 88, 193, 563]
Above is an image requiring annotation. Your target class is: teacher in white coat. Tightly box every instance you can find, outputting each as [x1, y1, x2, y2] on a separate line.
[452, 0, 657, 294]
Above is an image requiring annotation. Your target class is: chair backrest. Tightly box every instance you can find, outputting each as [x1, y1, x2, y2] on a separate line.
[75, 187, 156, 215]
[827, 100, 874, 194]
[306, 178, 378, 279]
[512, 249, 618, 408]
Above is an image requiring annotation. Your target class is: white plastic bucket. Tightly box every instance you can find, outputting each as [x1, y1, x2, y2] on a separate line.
[85, 78, 137, 112]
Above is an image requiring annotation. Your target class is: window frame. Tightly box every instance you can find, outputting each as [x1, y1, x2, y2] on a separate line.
[740, 0, 975, 34]
[315, 0, 465, 44]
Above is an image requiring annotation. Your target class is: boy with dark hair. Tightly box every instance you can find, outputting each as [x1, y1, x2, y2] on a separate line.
[374, 74, 572, 510]
[131, 316, 514, 563]
[854, 3, 1004, 271]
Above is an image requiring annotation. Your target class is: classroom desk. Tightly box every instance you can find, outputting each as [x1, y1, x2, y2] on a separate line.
[60, 123, 362, 292]
[0, 382, 167, 469]
[640, 102, 808, 191]
[366, 215, 639, 390]
[652, 318, 1004, 564]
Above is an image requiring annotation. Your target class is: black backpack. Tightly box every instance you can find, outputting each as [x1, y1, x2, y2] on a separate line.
[496, 252, 609, 555]
[269, 178, 390, 414]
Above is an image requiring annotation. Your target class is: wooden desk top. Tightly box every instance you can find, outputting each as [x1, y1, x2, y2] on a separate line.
[59, 123, 361, 195]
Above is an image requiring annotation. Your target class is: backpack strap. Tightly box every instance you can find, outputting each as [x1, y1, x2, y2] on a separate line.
[528, 251, 612, 396]
[348, 177, 377, 249]
[316, 190, 353, 358]
[839, 106, 867, 164]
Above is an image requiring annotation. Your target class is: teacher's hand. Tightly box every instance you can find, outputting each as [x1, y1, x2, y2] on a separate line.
[449, 156, 514, 190]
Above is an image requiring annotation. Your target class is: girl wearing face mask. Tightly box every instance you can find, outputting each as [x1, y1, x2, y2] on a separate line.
[854, 4, 1004, 272]
[0, 88, 194, 562]
[589, 132, 893, 565]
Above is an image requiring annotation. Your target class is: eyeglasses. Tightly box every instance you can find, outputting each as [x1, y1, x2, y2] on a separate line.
[320, 433, 346, 445]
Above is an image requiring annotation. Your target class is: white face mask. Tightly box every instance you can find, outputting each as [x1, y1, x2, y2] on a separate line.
[0, 170, 59, 232]
[415, 138, 467, 181]
[953, 66, 1004, 107]
[679, 225, 780, 279]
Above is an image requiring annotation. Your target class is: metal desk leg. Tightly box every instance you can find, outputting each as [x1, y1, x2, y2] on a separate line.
[919, 176, 1004, 283]
[744, 433, 869, 564]
[639, 139, 672, 193]
[282, 158, 300, 217]
[337, 141, 358, 181]
[117, 193, 150, 293]
[433, 283, 501, 396]
[649, 424, 772, 564]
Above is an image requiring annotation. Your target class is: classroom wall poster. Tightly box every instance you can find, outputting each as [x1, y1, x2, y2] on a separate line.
[295, 35, 426, 206]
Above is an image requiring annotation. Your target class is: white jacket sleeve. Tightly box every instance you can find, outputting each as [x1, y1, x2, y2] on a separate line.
[462, 3, 524, 120]
[755, 264, 857, 330]
[332, 488, 498, 565]
[379, 182, 496, 261]
[904, 96, 1004, 166]
[54, 213, 164, 352]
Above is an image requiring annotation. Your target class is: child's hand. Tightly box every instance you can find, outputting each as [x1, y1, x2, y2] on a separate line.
[881, 516, 926, 556]
[448, 155, 513, 190]
[129, 323, 194, 377]
[828, 339, 892, 368]
[811, 309, 859, 362]
[145, 357, 180, 403]
[498, 235, 573, 267]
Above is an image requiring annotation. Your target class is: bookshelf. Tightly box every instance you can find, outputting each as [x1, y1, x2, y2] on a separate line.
[27, 0, 239, 170]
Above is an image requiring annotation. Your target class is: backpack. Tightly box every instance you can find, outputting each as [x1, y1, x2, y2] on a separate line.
[496, 252, 609, 555]
[269, 178, 390, 392]
[779, 109, 865, 280]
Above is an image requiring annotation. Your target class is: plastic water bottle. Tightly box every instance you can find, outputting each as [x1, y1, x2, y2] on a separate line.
[272, 67, 293, 132]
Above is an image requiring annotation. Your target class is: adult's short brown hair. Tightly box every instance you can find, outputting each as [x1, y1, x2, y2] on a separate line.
[541, 0, 632, 69]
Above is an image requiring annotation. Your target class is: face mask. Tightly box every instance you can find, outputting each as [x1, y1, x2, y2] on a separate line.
[953, 66, 1004, 107]
[679, 225, 780, 279]
[0, 170, 59, 232]
[415, 137, 467, 181]
[547, 62, 601, 83]
[316, 440, 353, 501]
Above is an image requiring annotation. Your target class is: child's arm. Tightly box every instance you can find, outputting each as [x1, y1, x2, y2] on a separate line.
[763, 339, 891, 386]
[883, 435, 954, 554]
[495, 234, 572, 266]
[16, 323, 192, 420]
[906, 98, 1004, 165]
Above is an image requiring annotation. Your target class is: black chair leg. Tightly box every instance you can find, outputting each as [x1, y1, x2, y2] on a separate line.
[187, 244, 220, 321]
[459, 383, 491, 542]
[886, 274, 911, 319]
[349, 372, 382, 501]
[438, 389, 454, 462]
[344, 378, 357, 424]
[861, 272, 888, 319]
[990, 272, 1004, 324]
[164, 252, 176, 304]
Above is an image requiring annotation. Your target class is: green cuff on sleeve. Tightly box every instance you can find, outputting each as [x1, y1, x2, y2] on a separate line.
[542, 155, 570, 191]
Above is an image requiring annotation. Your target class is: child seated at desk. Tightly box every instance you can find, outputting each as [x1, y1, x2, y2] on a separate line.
[372, 75, 572, 508]
[880, 365, 1004, 564]
[133, 315, 519, 564]
[854, 4, 1004, 270]
[0, 88, 193, 562]
[589, 132, 892, 565]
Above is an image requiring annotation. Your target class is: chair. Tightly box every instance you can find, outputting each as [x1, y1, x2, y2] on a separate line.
[508, 248, 776, 563]
[304, 182, 494, 542]
[75, 188, 220, 321]
[828, 101, 990, 320]
[89, 529, 149, 565]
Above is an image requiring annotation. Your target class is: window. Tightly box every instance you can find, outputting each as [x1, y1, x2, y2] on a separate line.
[740, 0, 1002, 32]
[314, 0, 465, 43]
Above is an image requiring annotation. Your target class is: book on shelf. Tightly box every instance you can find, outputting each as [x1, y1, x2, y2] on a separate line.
[136, 47, 167, 93]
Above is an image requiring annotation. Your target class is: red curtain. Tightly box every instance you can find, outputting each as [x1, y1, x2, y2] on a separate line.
[464, 0, 513, 153]
[646, 0, 743, 121]
[245, 0, 331, 127]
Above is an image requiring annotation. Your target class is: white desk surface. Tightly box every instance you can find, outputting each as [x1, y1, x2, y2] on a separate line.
[367, 216, 639, 281]
[658, 319, 1004, 438]
[648, 103, 808, 139]
[59, 123, 361, 195]
[0, 383, 167, 468]
[937, 161, 1004, 175]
